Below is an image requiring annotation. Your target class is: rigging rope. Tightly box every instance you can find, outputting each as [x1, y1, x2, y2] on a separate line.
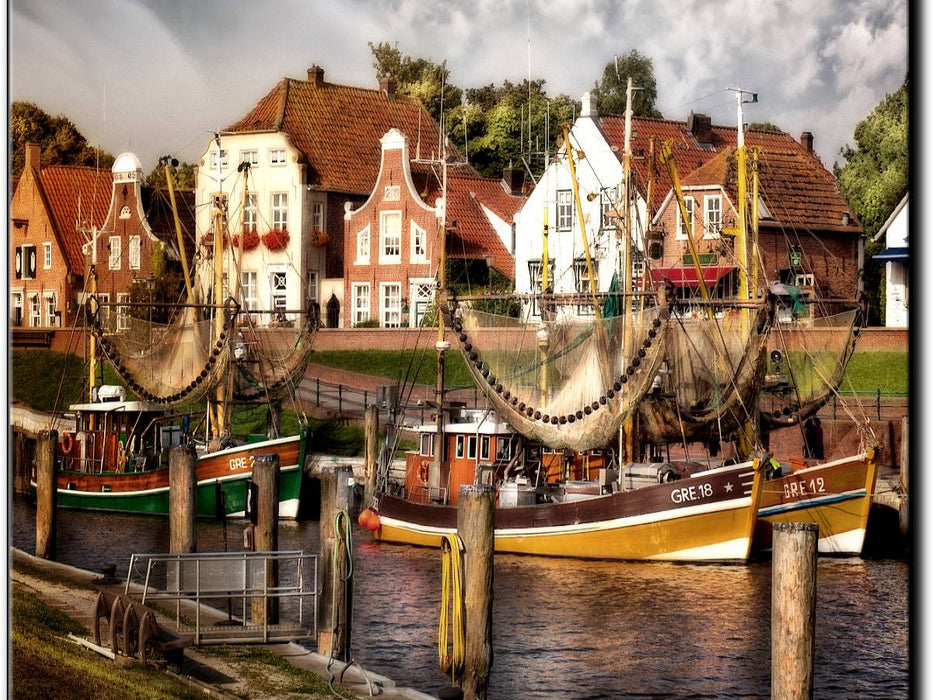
[438, 533, 465, 684]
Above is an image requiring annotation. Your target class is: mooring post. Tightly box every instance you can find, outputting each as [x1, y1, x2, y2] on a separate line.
[458, 484, 495, 700]
[364, 404, 379, 502]
[35, 430, 58, 561]
[900, 416, 909, 536]
[771, 522, 818, 700]
[251, 454, 280, 626]
[317, 466, 353, 661]
[169, 445, 198, 554]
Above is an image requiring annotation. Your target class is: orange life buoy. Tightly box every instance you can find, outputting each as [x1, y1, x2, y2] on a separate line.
[62, 433, 74, 455]
[419, 460, 430, 485]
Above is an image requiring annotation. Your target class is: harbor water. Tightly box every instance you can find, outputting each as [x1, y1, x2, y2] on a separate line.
[11, 496, 908, 698]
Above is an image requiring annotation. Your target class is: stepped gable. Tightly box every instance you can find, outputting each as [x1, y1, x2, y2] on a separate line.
[226, 75, 460, 195]
[37, 165, 111, 270]
[681, 147, 862, 235]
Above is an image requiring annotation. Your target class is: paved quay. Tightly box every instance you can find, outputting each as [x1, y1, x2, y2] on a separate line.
[11, 548, 437, 700]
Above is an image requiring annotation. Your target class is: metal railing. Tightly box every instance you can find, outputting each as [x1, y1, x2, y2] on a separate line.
[125, 551, 317, 645]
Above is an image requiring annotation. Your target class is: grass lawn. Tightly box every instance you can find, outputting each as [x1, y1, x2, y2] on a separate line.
[841, 351, 909, 394]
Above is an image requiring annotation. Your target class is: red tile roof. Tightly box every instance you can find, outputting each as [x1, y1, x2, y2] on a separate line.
[226, 76, 461, 194]
[422, 173, 524, 279]
[594, 114, 823, 213]
[36, 166, 112, 271]
[680, 147, 861, 235]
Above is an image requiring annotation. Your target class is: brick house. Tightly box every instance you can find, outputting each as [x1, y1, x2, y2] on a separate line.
[513, 93, 860, 320]
[195, 65, 450, 325]
[85, 153, 197, 331]
[343, 129, 524, 328]
[10, 143, 110, 342]
[651, 137, 864, 321]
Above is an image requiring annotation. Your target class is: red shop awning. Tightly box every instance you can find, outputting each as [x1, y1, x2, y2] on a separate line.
[649, 266, 737, 288]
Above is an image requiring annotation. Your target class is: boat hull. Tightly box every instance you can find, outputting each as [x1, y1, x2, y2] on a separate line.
[754, 450, 878, 555]
[373, 462, 763, 562]
[35, 435, 308, 519]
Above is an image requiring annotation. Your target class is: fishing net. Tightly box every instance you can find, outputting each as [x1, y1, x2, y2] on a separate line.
[454, 298, 669, 452]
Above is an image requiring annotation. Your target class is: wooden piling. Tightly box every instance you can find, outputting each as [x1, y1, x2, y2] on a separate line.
[251, 454, 280, 626]
[364, 405, 379, 502]
[317, 467, 353, 661]
[771, 522, 818, 700]
[35, 430, 58, 561]
[458, 484, 495, 700]
[169, 445, 198, 554]
[900, 416, 909, 536]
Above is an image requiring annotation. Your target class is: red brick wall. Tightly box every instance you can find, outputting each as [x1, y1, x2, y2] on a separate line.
[9, 168, 78, 328]
[769, 327, 907, 353]
[342, 141, 437, 328]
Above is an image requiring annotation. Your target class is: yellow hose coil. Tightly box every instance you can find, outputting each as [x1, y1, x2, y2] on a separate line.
[438, 533, 465, 683]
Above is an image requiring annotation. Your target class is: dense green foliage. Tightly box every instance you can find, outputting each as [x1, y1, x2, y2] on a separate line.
[593, 50, 662, 117]
[10, 101, 115, 180]
[144, 159, 198, 190]
[370, 41, 578, 179]
[834, 79, 909, 326]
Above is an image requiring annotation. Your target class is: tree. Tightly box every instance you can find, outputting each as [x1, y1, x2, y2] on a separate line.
[747, 122, 785, 133]
[144, 160, 198, 190]
[369, 41, 461, 126]
[10, 101, 114, 179]
[593, 50, 663, 118]
[834, 78, 908, 325]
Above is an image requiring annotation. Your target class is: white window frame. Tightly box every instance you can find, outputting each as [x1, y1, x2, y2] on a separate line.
[356, 225, 371, 264]
[270, 270, 288, 317]
[306, 271, 319, 305]
[244, 193, 258, 232]
[43, 242, 52, 269]
[455, 435, 465, 459]
[573, 258, 596, 315]
[410, 221, 428, 263]
[410, 280, 434, 328]
[676, 196, 695, 241]
[467, 435, 477, 459]
[556, 190, 573, 230]
[380, 211, 402, 264]
[211, 149, 228, 169]
[480, 435, 491, 461]
[96, 292, 110, 327]
[129, 235, 141, 270]
[29, 294, 41, 327]
[116, 293, 130, 331]
[312, 202, 325, 232]
[109, 236, 122, 270]
[240, 271, 258, 310]
[703, 195, 722, 239]
[352, 283, 371, 326]
[380, 282, 402, 328]
[269, 148, 287, 166]
[271, 192, 288, 230]
[601, 187, 619, 229]
[44, 292, 58, 327]
[239, 150, 259, 167]
[11, 291, 23, 326]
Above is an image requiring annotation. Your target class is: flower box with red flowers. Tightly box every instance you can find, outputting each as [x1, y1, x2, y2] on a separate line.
[262, 228, 290, 250]
[310, 230, 330, 247]
[231, 229, 260, 251]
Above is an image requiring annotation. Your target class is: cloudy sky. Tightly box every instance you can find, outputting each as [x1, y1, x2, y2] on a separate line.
[9, 0, 908, 173]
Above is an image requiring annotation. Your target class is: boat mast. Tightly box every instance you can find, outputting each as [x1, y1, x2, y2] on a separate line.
[88, 264, 99, 407]
[162, 157, 196, 306]
[210, 132, 229, 440]
[563, 127, 601, 318]
[620, 77, 634, 322]
[432, 153, 449, 493]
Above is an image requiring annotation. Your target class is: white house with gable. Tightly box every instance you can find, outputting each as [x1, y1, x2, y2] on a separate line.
[872, 194, 909, 327]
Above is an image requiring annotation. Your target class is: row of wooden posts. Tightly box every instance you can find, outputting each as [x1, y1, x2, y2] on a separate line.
[31, 412, 822, 700]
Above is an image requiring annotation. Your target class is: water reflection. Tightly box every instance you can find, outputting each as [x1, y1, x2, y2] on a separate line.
[11, 496, 908, 698]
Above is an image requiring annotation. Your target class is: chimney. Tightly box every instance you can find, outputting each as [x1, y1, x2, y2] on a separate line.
[307, 65, 324, 88]
[800, 131, 814, 154]
[502, 162, 525, 196]
[379, 77, 397, 100]
[25, 142, 41, 172]
[580, 91, 598, 118]
[687, 112, 712, 146]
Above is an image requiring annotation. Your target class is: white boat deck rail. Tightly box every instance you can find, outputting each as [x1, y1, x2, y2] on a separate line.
[125, 550, 317, 645]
